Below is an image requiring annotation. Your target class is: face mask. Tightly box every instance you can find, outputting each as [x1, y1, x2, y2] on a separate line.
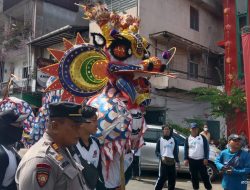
[0, 125, 23, 145]
[204, 128, 208, 131]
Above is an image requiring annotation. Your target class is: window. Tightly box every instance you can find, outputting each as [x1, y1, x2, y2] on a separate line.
[237, 0, 248, 14]
[144, 129, 162, 143]
[188, 53, 199, 79]
[190, 6, 199, 31]
[189, 62, 198, 79]
[144, 110, 166, 126]
[22, 67, 28, 79]
[104, 0, 136, 12]
[44, 0, 80, 12]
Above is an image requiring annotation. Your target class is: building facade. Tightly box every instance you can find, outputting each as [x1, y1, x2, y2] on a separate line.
[0, 0, 88, 107]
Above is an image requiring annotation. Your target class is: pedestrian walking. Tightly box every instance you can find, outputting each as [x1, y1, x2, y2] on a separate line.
[15, 102, 90, 190]
[70, 105, 106, 190]
[0, 110, 28, 190]
[184, 122, 212, 190]
[155, 124, 180, 190]
[215, 134, 250, 190]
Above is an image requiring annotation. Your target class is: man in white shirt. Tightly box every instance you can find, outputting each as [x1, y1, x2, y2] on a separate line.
[184, 123, 212, 190]
[155, 124, 180, 190]
[69, 105, 105, 190]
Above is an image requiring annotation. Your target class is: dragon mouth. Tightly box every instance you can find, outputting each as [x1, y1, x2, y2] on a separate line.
[108, 63, 143, 73]
[108, 62, 168, 78]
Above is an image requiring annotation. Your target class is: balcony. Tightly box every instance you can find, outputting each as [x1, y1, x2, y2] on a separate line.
[150, 69, 221, 91]
[168, 77, 216, 91]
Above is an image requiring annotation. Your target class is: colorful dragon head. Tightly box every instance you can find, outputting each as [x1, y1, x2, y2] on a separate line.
[41, 2, 176, 108]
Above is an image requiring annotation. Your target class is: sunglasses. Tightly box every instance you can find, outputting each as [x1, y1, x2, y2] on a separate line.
[231, 139, 241, 142]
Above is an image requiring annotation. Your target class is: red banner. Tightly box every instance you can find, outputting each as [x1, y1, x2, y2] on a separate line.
[242, 33, 250, 141]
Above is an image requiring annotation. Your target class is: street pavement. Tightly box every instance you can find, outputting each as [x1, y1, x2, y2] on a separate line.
[127, 177, 223, 190]
[126, 171, 249, 190]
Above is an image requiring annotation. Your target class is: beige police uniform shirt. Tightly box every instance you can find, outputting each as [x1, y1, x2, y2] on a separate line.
[15, 132, 90, 190]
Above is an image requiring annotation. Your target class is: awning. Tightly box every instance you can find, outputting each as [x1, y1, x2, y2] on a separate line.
[149, 31, 222, 55]
[27, 25, 88, 48]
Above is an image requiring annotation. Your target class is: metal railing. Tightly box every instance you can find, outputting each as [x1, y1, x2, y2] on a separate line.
[169, 69, 222, 86]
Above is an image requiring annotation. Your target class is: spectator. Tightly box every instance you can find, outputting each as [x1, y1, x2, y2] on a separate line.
[200, 124, 211, 143]
[215, 134, 250, 190]
[155, 124, 180, 190]
[70, 105, 106, 190]
[184, 123, 212, 190]
[0, 110, 28, 190]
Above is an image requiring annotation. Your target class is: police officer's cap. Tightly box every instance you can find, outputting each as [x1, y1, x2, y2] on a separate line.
[0, 109, 28, 127]
[49, 102, 85, 122]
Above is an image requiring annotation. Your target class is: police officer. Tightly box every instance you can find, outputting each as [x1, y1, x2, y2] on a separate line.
[15, 102, 90, 190]
[70, 105, 106, 190]
[0, 110, 28, 190]
[184, 123, 212, 190]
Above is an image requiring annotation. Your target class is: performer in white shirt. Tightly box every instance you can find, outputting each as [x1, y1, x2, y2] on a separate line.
[154, 124, 180, 190]
[184, 123, 212, 190]
[70, 106, 105, 190]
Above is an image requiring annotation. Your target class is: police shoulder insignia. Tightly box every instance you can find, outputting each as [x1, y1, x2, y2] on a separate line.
[36, 163, 51, 187]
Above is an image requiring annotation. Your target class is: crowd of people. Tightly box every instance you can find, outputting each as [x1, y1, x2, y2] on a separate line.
[153, 123, 250, 190]
[1, 102, 250, 190]
[0, 102, 126, 190]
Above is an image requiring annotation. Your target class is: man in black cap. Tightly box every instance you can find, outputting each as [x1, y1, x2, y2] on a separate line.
[69, 105, 106, 190]
[215, 134, 250, 190]
[15, 102, 90, 190]
[0, 109, 28, 190]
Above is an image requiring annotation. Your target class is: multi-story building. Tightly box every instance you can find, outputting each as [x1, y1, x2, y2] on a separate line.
[0, 0, 88, 107]
[92, 0, 225, 139]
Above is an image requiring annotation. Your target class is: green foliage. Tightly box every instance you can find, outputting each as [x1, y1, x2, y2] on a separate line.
[191, 87, 246, 118]
[168, 122, 190, 136]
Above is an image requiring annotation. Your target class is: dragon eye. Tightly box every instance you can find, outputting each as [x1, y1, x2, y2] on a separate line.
[113, 45, 126, 58]
[109, 37, 132, 61]
[91, 33, 106, 48]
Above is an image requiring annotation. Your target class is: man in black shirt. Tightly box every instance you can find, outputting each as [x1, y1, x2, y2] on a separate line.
[0, 110, 28, 190]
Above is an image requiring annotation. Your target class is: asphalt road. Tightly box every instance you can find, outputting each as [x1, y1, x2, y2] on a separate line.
[126, 171, 222, 190]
